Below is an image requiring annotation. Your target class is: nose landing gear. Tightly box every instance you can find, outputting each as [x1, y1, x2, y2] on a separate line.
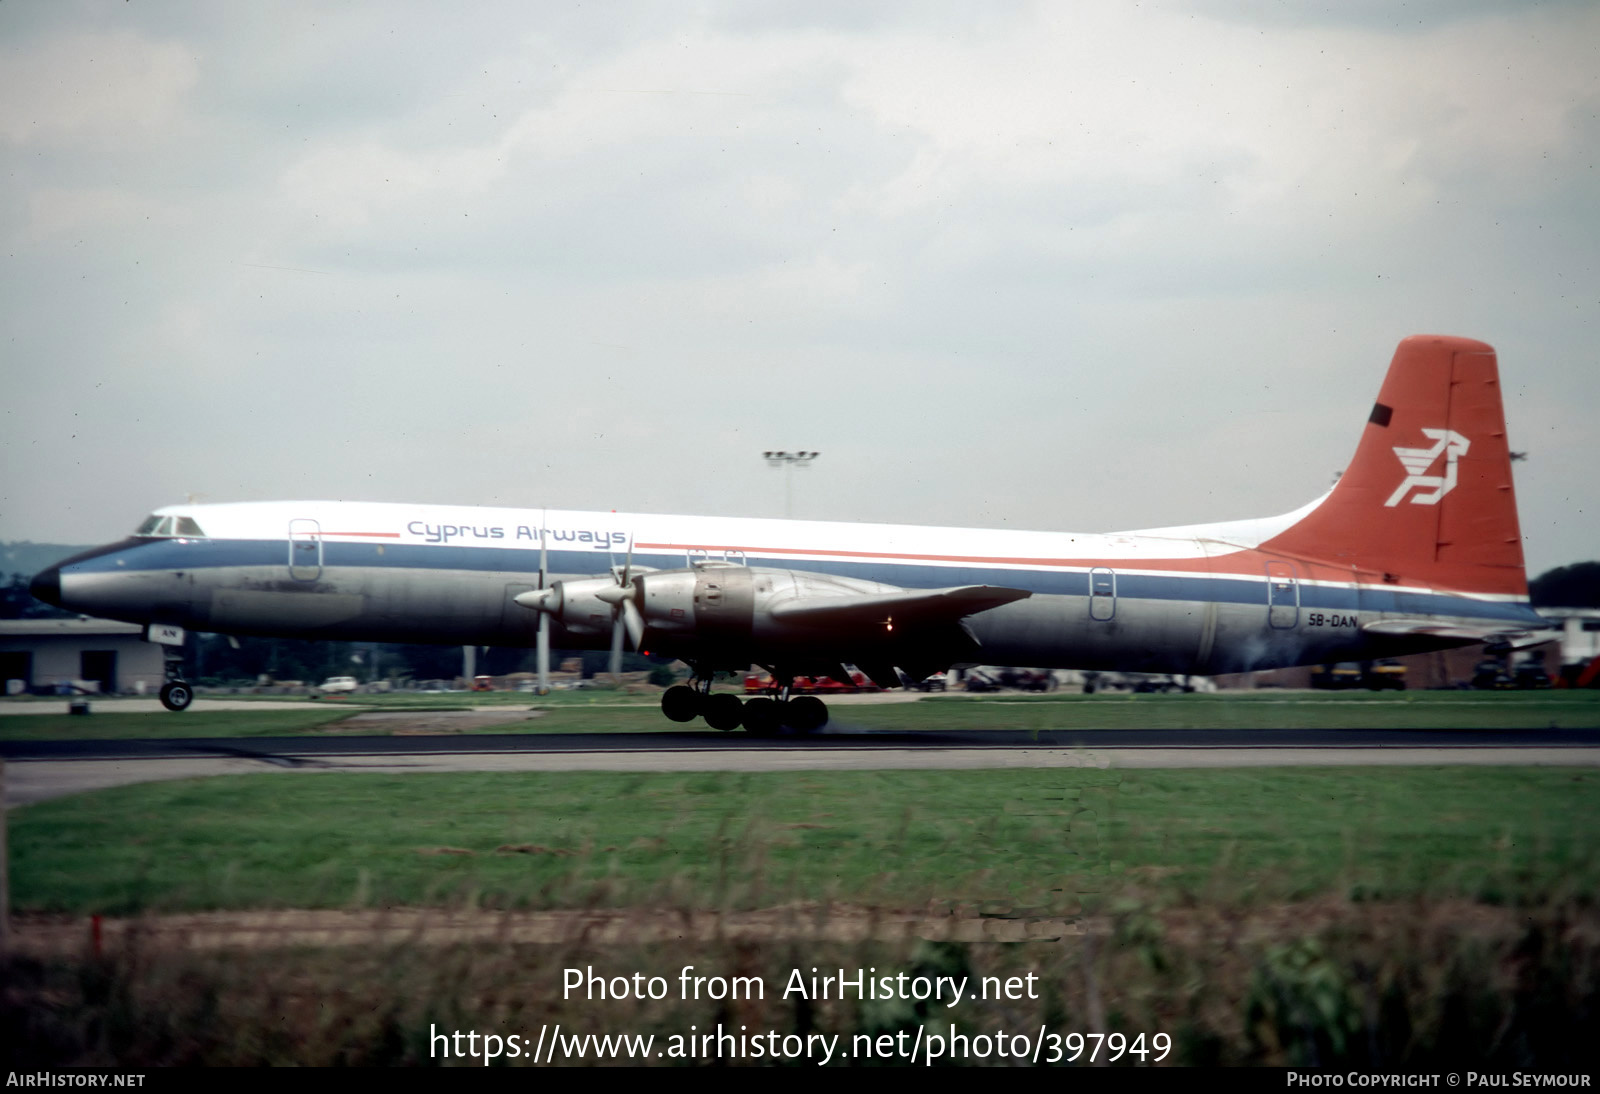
[158, 643, 193, 711]
[159, 681, 194, 711]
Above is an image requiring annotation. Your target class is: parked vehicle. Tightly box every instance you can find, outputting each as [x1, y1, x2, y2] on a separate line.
[1310, 663, 1363, 690]
[1513, 661, 1551, 689]
[743, 670, 876, 695]
[1131, 674, 1196, 694]
[1471, 660, 1513, 689]
[1083, 671, 1193, 694]
[964, 669, 1002, 693]
[1365, 659, 1407, 690]
[903, 671, 948, 692]
[1311, 661, 1405, 690]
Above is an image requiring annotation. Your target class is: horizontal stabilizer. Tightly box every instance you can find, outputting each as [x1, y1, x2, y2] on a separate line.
[768, 584, 1031, 627]
[1361, 618, 1553, 651]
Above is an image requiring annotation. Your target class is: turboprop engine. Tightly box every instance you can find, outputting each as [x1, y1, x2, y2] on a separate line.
[515, 561, 1033, 690]
[514, 563, 910, 666]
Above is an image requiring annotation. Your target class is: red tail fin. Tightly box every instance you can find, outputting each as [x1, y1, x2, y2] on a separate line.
[1262, 335, 1527, 597]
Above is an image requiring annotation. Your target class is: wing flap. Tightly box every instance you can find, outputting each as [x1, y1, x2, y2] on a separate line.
[1361, 618, 1553, 650]
[768, 584, 1031, 628]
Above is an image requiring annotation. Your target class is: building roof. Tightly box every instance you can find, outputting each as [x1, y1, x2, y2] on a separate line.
[0, 618, 145, 637]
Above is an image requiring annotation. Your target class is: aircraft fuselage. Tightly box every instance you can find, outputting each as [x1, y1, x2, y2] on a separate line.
[38, 499, 1542, 678]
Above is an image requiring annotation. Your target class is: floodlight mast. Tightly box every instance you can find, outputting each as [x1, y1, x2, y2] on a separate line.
[763, 450, 819, 519]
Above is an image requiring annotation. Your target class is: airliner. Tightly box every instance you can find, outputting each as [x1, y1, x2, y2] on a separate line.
[30, 335, 1549, 732]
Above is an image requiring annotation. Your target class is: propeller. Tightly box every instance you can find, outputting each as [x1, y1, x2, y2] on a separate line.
[596, 540, 645, 679]
[535, 518, 550, 696]
[514, 528, 647, 685]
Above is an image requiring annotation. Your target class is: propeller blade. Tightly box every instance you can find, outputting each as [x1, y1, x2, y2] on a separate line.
[535, 520, 551, 695]
[606, 538, 640, 678]
[538, 521, 547, 589]
[609, 613, 625, 679]
[536, 613, 550, 696]
[621, 599, 645, 650]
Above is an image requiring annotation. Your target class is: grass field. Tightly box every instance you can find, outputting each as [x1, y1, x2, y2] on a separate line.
[3, 688, 1598, 739]
[11, 766, 1598, 915]
[6, 692, 1598, 1067]
[0, 708, 357, 739]
[7, 732, 1600, 1066]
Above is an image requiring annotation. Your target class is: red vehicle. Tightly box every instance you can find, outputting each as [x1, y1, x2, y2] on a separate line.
[744, 671, 877, 695]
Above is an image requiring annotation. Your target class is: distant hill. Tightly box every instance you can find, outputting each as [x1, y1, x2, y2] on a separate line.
[0, 542, 94, 582]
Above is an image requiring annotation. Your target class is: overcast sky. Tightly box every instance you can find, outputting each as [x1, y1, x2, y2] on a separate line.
[2, 1, 1595, 575]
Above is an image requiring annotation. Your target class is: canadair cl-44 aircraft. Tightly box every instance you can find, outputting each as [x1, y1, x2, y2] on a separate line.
[31, 335, 1549, 733]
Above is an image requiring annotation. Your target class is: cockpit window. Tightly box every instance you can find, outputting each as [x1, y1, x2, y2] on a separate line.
[133, 514, 207, 538]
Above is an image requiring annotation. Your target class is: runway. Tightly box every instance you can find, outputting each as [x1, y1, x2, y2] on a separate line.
[6, 725, 1600, 760]
[4, 727, 1599, 806]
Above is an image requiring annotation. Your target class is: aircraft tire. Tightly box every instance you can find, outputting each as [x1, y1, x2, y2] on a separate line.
[159, 681, 194, 712]
[703, 693, 745, 732]
[661, 685, 701, 723]
[784, 695, 827, 733]
[742, 697, 781, 736]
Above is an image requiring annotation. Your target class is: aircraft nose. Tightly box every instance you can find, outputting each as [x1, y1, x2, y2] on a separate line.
[29, 565, 62, 608]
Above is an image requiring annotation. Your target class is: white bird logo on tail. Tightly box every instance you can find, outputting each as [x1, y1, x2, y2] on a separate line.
[1385, 428, 1470, 506]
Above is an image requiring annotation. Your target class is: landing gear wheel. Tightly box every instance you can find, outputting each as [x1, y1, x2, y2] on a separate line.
[784, 695, 828, 733]
[159, 681, 194, 712]
[661, 685, 701, 723]
[703, 693, 745, 732]
[742, 697, 781, 736]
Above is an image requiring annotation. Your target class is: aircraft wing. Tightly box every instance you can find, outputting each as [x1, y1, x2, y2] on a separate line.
[768, 584, 1032, 628]
[1360, 618, 1553, 651]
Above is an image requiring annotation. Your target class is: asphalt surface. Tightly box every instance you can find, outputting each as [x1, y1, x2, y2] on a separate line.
[5, 726, 1600, 761]
[7, 727, 1599, 807]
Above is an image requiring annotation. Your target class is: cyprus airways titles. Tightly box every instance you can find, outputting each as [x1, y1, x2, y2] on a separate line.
[30, 335, 1550, 731]
[406, 519, 628, 548]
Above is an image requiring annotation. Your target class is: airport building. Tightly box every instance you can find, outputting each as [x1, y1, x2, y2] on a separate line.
[0, 619, 166, 696]
[1542, 607, 1600, 667]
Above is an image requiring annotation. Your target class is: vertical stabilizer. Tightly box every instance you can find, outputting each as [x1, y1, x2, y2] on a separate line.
[1261, 335, 1527, 597]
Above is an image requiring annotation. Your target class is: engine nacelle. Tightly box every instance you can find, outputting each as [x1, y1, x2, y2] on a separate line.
[630, 564, 900, 653]
[517, 575, 624, 637]
[520, 563, 951, 672]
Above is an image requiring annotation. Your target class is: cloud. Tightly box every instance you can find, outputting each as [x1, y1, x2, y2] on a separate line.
[281, 140, 508, 229]
[0, 30, 199, 146]
[25, 186, 164, 240]
[1, 3, 1594, 573]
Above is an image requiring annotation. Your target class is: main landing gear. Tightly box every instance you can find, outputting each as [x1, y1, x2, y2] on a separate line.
[660, 676, 828, 735]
